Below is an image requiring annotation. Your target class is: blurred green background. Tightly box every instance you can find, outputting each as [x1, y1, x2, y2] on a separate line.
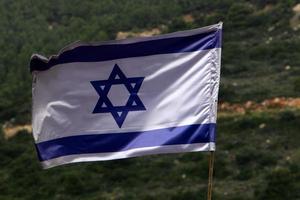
[0, 0, 300, 199]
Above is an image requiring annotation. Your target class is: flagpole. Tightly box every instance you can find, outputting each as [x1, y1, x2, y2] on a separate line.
[207, 151, 215, 200]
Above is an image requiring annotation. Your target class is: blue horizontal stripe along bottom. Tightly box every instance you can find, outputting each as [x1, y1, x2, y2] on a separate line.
[36, 123, 216, 161]
[30, 29, 221, 72]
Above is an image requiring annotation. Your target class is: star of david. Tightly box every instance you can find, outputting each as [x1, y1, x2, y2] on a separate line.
[90, 64, 146, 128]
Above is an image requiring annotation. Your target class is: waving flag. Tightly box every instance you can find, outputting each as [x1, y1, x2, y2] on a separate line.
[30, 23, 222, 168]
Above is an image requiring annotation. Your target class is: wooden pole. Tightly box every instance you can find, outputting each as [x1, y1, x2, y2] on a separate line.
[207, 151, 215, 200]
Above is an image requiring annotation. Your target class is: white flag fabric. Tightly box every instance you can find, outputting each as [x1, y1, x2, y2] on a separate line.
[30, 23, 222, 169]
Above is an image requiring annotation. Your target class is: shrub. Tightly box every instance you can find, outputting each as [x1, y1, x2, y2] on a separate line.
[257, 167, 300, 200]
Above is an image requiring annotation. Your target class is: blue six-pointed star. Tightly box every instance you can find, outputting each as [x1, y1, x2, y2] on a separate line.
[90, 64, 146, 128]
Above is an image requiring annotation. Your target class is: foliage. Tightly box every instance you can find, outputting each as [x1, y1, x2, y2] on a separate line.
[256, 166, 300, 199]
[0, 0, 300, 123]
[0, 110, 299, 199]
[0, 0, 300, 199]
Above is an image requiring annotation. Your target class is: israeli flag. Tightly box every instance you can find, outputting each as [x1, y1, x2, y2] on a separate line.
[30, 23, 222, 169]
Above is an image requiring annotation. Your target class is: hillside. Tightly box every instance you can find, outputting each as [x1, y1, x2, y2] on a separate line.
[0, 0, 300, 124]
[1, 108, 299, 200]
[0, 0, 300, 199]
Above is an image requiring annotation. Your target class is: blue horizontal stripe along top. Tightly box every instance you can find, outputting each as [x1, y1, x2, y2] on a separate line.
[30, 29, 221, 72]
[36, 123, 216, 161]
